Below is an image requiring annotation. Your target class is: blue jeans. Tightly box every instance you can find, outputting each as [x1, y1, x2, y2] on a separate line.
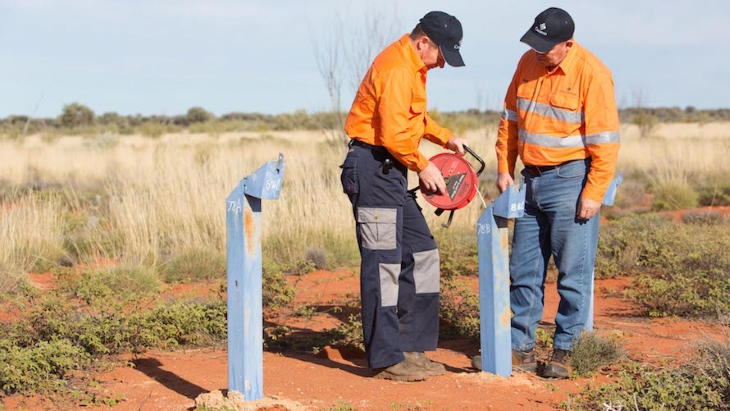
[510, 159, 599, 352]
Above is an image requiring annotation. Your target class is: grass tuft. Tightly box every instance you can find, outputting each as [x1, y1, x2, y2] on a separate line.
[570, 332, 626, 377]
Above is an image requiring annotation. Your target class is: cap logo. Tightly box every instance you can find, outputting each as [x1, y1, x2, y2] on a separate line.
[535, 22, 548, 36]
[454, 39, 462, 50]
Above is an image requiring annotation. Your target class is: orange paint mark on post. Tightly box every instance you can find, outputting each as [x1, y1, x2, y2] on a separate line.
[244, 207, 255, 254]
[500, 307, 512, 328]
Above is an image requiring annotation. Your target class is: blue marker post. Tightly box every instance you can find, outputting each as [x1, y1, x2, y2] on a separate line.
[585, 172, 623, 331]
[476, 172, 622, 374]
[476, 184, 525, 377]
[226, 154, 285, 401]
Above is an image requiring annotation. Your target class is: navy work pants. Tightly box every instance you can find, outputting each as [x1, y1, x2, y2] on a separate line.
[340, 142, 440, 370]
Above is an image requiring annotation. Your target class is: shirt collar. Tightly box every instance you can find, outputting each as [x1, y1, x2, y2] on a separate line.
[555, 41, 579, 75]
[401, 34, 428, 74]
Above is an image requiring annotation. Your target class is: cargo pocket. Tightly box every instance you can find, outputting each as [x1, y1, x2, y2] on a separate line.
[340, 155, 359, 195]
[357, 207, 397, 250]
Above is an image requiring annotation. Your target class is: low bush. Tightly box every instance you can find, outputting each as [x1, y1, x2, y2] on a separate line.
[160, 247, 226, 283]
[566, 337, 730, 410]
[570, 332, 626, 377]
[0, 271, 227, 399]
[597, 213, 730, 317]
[651, 180, 699, 211]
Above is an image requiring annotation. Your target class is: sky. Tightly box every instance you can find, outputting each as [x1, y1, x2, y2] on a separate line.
[1, 0, 728, 118]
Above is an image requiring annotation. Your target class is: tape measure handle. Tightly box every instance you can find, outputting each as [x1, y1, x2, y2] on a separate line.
[463, 145, 485, 176]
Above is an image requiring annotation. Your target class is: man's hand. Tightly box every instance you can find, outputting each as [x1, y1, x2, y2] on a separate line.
[418, 162, 447, 196]
[496, 172, 514, 193]
[445, 137, 468, 156]
[577, 197, 601, 220]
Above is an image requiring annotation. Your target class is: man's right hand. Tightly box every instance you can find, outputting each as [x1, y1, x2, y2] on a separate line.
[496, 172, 515, 193]
[418, 162, 447, 196]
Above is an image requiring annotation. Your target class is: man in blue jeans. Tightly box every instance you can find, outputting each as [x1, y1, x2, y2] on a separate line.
[473, 7, 620, 379]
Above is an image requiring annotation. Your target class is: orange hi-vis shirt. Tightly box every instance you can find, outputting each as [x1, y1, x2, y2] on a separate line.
[496, 42, 621, 202]
[345, 34, 454, 172]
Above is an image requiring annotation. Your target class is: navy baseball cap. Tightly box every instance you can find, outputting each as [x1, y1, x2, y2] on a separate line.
[520, 7, 574, 53]
[420, 11, 465, 67]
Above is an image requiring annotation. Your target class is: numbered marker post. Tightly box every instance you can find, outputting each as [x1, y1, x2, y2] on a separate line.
[226, 153, 285, 401]
[585, 172, 623, 332]
[476, 185, 525, 376]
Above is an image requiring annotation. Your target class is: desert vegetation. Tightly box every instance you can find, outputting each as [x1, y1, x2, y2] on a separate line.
[1, 107, 730, 409]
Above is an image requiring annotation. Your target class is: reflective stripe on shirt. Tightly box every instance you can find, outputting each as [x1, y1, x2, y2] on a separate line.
[519, 129, 621, 148]
[501, 107, 518, 122]
[517, 98, 584, 124]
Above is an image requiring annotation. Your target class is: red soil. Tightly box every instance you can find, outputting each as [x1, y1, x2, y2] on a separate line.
[3, 269, 725, 411]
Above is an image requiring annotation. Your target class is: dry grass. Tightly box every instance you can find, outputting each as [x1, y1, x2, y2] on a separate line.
[1, 123, 729, 290]
[0, 193, 65, 291]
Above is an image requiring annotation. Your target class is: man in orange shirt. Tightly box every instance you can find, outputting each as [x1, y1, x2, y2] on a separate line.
[340, 11, 467, 381]
[474, 7, 620, 379]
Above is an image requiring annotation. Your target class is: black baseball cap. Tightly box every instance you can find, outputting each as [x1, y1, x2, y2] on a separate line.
[520, 7, 574, 53]
[419, 11, 465, 67]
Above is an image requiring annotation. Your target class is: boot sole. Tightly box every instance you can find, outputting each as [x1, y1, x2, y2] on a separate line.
[536, 363, 570, 380]
[373, 372, 429, 382]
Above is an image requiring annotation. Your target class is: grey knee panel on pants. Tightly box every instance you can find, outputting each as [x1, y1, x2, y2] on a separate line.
[413, 249, 439, 294]
[379, 263, 400, 307]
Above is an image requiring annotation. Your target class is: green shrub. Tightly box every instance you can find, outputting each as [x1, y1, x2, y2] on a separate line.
[681, 210, 723, 225]
[0, 338, 91, 395]
[697, 177, 730, 206]
[651, 180, 699, 211]
[570, 332, 626, 377]
[567, 338, 730, 410]
[305, 247, 329, 270]
[187, 107, 213, 124]
[439, 274, 480, 339]
[160, 247, 226, 283]
[597, 213, 730, 317]
[0, 274, 228, 398]
[596, 214, 674, 278]
[58, 103, 95, 129]
[262, 262, 297, 310]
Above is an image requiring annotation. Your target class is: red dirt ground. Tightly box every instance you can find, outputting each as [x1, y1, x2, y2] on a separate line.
[3, 268, 726, 411]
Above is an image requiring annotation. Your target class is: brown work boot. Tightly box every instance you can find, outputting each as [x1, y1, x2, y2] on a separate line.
[372, 359, 430, 381]
[403, 351, 446, 376]
[537, 349, 572, 379]
[512, 349, 537, 372]
[471, 349, 536, 372]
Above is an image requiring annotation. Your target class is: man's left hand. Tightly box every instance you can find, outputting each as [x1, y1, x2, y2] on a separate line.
[445, 137, 467, 156]
[577, 197, 601, 220]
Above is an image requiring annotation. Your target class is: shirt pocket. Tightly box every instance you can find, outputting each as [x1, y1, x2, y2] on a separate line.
[550, 91, 583, 125]
[550, 91, 580, 111]
[410, 97, 427, 116]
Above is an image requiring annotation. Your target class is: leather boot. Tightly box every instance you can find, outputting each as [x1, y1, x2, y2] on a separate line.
[403, 351, 446, 376]
[537, 349, 572, 379]
[471, 349, 536, 372]
[372, 359, 430, 381]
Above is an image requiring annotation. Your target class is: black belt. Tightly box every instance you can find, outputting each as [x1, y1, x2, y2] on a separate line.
[349, 139, 389, 153]
[349, 139, 406, 173]
[350, 139, 379, 149]
[523, 162, 570, 176]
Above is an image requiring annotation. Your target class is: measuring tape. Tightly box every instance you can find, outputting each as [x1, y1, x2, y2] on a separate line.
[421, 145, 485, 228]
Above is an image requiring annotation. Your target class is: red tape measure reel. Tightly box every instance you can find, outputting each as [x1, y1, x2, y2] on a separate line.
[422, 145, 485, 227]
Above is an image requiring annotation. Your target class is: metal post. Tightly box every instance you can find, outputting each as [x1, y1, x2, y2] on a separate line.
[476, 172, 621, 373]
[476, 185, 525, 376]
[585, 172, 623, 332]
[225, 154, 285, 401]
